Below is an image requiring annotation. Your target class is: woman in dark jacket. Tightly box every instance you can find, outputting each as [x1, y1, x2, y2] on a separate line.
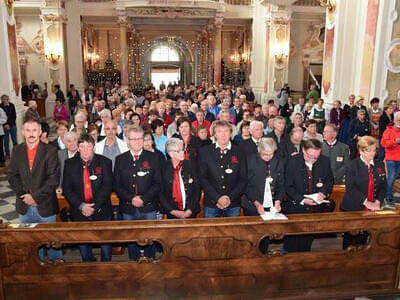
[160, 138, 201, 219]
[341, 136, 386, 249]
[172, 117, 201, 161]
[242, 137, 285, 253]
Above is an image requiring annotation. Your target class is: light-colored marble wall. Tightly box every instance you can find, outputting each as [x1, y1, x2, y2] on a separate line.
[288, 14, 324, 92]
[15, 15, 49, 89]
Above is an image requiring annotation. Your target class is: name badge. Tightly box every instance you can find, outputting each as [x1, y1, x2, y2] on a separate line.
[336, 156, 343, 162]
[316, 182, 323, 188]
[89, 175, 97, 181]
[137, 171, 147, 177]
[188, 178, 194, 184]
[225, 168, 233, 174]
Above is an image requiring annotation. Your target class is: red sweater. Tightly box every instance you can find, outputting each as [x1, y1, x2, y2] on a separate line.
[381, 125, 400, 161]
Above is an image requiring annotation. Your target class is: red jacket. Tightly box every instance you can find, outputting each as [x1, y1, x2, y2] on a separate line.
[381, 125, 400, 161]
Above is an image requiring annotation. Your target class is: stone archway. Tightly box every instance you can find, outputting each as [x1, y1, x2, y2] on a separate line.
[142, 37, 194, 86]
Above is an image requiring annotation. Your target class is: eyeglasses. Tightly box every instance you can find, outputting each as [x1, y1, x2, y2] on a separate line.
[128, 137, 143, 141]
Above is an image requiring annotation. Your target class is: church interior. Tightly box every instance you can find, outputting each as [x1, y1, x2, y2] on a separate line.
[1, 0, 400, 299]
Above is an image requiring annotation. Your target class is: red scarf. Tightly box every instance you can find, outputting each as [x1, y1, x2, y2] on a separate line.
[172, 162, 183, 210]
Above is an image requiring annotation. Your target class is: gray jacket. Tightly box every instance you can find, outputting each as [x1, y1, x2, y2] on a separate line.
[321, 140, 350, 185]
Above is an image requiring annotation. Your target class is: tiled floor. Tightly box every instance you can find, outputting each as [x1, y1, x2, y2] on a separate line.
[0, 173, 18, 223]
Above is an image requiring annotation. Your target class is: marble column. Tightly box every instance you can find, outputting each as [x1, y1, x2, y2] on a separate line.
[213, 17, 223, 86]
[118, 13, 129, 88]
[249, 0, 267, 103]
[0, 0, 27, 139]
[65, 0, 84, 92]
[265, 6, 291, 101]
[41, 0, 68, 117]
[320, 0, 397, 107]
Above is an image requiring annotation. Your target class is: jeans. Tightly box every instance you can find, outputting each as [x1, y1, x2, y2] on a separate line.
[4, 125, 17, 156]
[19, 206, 63, 261]
[203, 206, 240, 218]
[78, 217, 112, 262]
[122, 210, 157, 260]
[79, 244, 112, 262]
[386, 160, 400, 201]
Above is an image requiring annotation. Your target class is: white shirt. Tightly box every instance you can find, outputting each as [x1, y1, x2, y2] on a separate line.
[215, 141, 232, 151]
[178, 169, 186, 210]
[67, 151, 77, 159]
[58, 137, 65, 150]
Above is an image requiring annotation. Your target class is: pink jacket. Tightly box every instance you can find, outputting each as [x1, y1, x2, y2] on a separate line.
[53, 104, 69, 122]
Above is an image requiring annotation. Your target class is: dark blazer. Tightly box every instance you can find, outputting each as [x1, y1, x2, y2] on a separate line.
[58, 149, 78, 188]
[242, 154, 285, 215]
[378, 112, 393, 139]
[50, 138, 62, 150]
[160, 159, 201, 215]
[231, 107, 243, 124]
[8, 142, 60, 217]
[239, 138, 258, 156]
[341, 158, 386, 211]
[172, 133, 201, 161]
[114, 150, 162, 213]
[62, 154, 113, 221]
[198, 143, 247, 208]
[283, 153, 334, 214]
[279, 138, 303, 160]
[205, 111, 216, 123]
[348, 118, 370, 145]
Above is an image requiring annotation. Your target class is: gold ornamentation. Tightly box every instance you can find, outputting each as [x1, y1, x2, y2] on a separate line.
[4, 0, 13, 16]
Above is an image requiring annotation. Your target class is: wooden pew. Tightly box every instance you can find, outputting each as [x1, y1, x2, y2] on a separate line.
[1, 210, 400, 299]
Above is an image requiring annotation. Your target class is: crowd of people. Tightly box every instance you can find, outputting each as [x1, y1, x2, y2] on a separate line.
[3, 80, 400, 262]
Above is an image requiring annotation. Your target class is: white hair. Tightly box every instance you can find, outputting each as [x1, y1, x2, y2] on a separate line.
[249, 120, 264, 131]
[100, 109, 111, 117]
[28, 100, 37, 108]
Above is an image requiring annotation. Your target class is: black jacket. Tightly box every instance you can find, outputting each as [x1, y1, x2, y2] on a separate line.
[160, 159, 201, 215]
[114, 150, 162, 213]
[62, 154, 113, 221]
[0, 102, 16, 126]
[172, 133, 201, 161]
[198, 143, 247, 208]
[341, 158, 386, 211]
[239, 138, 258, 156]
[242, 154, 285, 214]
[283, 153, 334, 214]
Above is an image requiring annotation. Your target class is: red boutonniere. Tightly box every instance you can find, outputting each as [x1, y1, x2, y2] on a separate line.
[142, 161, 150, 170]
[95, 167, 102, 175]
[231, 155, 239, 164]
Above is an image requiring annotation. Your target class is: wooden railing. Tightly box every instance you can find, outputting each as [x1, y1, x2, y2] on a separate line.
[1, 210, 400, 299]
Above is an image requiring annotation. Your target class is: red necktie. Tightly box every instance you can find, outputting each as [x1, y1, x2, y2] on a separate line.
[365, 166, 374, 211]
[306, 167, 313, 194]
[134, 155, 139, 161]
[172, 162, 183, 210]
[83, 161, 93, 203]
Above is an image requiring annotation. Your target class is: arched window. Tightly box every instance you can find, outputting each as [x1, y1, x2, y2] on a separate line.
[151, 45, 179, 62]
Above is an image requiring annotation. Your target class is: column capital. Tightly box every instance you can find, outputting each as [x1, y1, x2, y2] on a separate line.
[116, 9, 128, 25]
[40, 13, 67, 24]
[265, 6, 291, 26]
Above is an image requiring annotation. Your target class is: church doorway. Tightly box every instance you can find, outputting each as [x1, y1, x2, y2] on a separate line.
[142, 37, 194, 86]
[151, 67, 180, 90]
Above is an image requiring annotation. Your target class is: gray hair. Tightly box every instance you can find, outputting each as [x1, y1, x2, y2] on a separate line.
[273, 116, 286, 124]
[100, 109, 111, 117]
[64, 131, 78, 142]
[75, 113, 87, 122]
[28, 100, 37, 108]
[324, 123, 338, 133]
[165, 137, 184, 154]
[249, 120, 264, 131]
[394, 111, 400, 120]
[126, 125, 144, 138]
[258, 137, 277, 153]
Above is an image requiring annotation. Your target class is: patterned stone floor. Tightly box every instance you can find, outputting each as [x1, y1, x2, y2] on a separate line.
[0, 172, 18, 223]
